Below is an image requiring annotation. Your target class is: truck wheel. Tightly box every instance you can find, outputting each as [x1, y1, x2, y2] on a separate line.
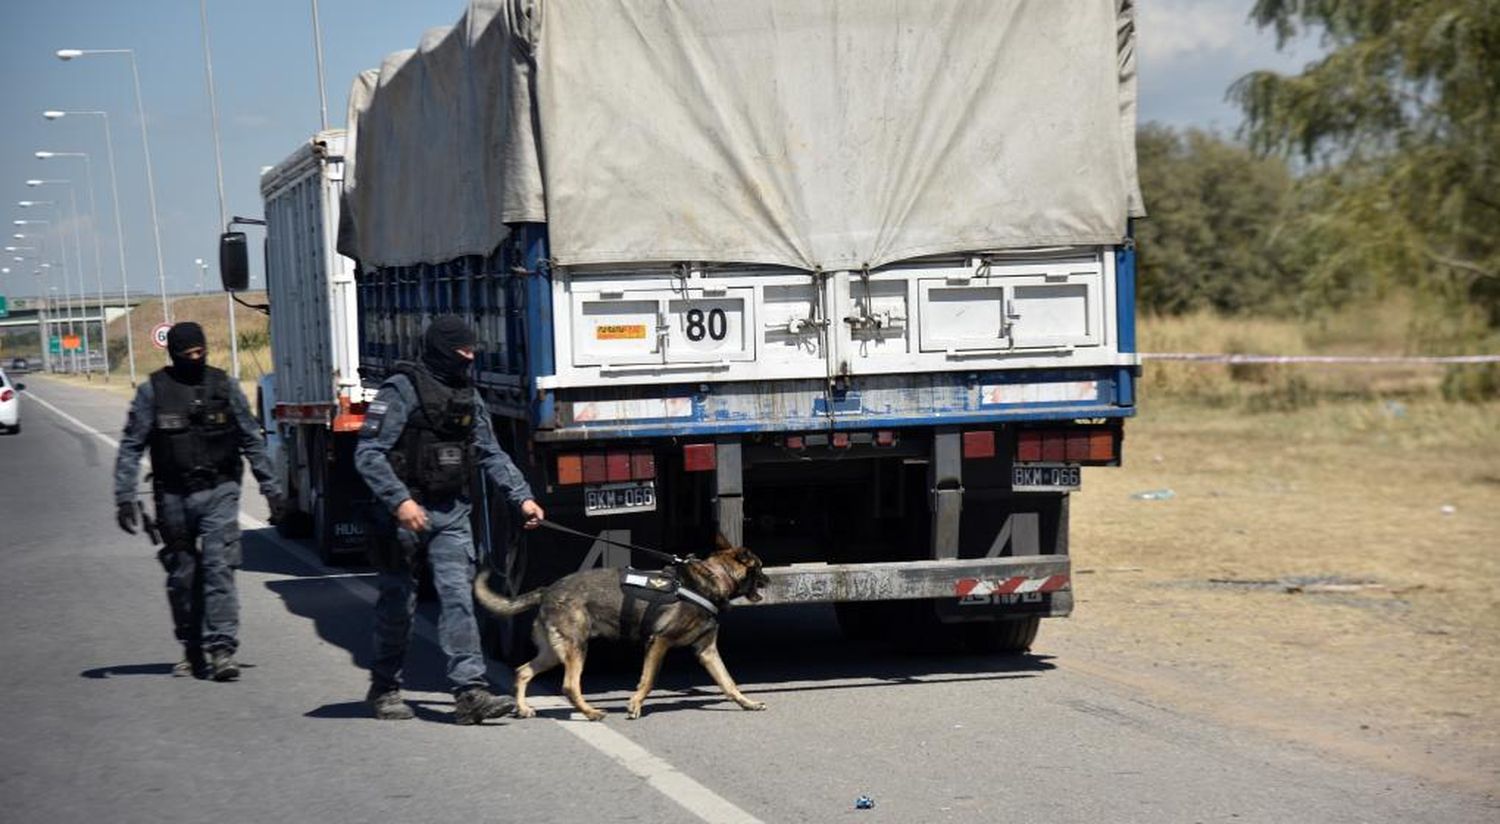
[277, 509, 312, 539]
[833, 602, 887, 642]
[313, 492, 336, 566]
[963, 616, 1040, 654]
[890, 600, 967, 655]
[276, 429, 312, 538]
[480, 535, 536, 665]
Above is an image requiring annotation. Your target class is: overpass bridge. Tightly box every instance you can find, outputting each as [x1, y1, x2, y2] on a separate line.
[0, 293, 146, 329]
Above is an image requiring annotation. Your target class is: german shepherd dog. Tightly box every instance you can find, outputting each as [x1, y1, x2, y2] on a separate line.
[474, 534, 770, 720]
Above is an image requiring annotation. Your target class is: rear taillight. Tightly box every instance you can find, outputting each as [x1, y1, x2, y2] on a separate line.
[0, 389, 12, 403]
[555, 450, 658, 485]
[962, 430, 996, 459]
[683, 443, 716, 472]
[1016, 426, 1119, 465]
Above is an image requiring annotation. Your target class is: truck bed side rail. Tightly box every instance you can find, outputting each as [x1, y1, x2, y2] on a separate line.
[750, 555, 1071, 615]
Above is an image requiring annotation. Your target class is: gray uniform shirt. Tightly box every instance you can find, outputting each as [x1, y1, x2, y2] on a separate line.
[114, 370, 280, 506]
[354, 372, 534, 514]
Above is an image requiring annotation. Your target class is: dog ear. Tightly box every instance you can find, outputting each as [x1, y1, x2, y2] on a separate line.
[714, 532, 733, 552]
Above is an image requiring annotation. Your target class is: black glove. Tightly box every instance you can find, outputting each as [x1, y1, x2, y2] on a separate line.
[116, 501, 138, 535]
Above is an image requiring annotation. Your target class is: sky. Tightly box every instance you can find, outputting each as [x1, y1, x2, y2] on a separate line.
[0, 0, 1323, 301]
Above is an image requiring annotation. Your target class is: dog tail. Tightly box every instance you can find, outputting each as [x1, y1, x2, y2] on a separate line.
[473, 569, 544, 616]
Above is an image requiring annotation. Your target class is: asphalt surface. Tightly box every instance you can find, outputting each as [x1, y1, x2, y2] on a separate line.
[2, 374, 1496, 823]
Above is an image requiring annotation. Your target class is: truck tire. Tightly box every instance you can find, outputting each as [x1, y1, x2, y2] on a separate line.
[277, 428, 312, 538]
[313, 491, 336, 566]
[833, 602, 887, 642]
[480, 532, 537, 665]
[962, 616, 1041, 654]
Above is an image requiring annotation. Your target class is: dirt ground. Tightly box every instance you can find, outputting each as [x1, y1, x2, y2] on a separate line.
[1041, 398, 1500, 794]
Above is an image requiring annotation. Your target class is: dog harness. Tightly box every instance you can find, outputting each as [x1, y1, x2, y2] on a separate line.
[619, 567, 717, 641]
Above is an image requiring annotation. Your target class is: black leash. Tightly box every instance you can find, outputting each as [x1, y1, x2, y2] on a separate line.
[538, 520, 693, 566]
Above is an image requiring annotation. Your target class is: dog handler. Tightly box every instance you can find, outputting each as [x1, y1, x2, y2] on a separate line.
[114, 321, 284, 681]
[355, 315, 545, 723]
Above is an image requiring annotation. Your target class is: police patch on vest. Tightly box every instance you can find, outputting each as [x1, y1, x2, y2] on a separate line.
[360, 401, 388, 436]
[434, 444, 464, 467]
[156, 412, 189, 430]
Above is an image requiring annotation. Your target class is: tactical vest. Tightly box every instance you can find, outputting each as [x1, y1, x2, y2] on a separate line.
[618, 567, 718, 641]
[389, 363, 476, 502]
[148, 367, 241, 492]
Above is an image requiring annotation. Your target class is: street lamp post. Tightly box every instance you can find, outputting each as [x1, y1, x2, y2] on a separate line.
[196, 0, 240, 379]
[12, 222, 61, 372]
[56, 48, 171, 325]
[26, 182, 95, 375]
[15, 210, 78, 372]
[33, 152, 112, 380]
[42, 114, 139, 385]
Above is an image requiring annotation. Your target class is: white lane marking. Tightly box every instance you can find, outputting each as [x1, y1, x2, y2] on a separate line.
[550, 706, 767, 824]
[28, 384, 765, 824]
[22, 388, 127, 445]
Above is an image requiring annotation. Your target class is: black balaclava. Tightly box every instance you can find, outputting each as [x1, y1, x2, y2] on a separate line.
[421, 315, 476, 387]
[166, 322, 208, 385]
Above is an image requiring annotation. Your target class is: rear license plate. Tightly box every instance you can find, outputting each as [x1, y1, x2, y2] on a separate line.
[1011, 463, 1081, 492]
[584, 480, 657, 516]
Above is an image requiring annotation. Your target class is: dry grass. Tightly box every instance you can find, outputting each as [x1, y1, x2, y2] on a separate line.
[1136, 298, 1481, 406]
[103, 293, 272, 385]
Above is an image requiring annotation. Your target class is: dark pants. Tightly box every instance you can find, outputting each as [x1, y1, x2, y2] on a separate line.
[155, 480, 243, 655]
[370, 499, 487, 694]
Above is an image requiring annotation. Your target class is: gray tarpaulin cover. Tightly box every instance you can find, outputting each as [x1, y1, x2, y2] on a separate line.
[340, 0, 1141, 271]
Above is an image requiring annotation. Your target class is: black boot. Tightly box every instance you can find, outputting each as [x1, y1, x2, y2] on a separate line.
[208, 649, 240, 682]
[366, 685, 414, 721]
[453, 687, 515, 725]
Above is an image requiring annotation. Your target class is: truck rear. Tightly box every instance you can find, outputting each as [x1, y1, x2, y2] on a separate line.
[340, 0, 1142, 658]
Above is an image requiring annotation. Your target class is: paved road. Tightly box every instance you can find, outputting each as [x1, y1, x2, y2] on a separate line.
[2, 375, 1495, 823]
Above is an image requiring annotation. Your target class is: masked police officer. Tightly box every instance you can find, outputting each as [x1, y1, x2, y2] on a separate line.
[114, 321, 284, 681]
[355, 315, 545, 724]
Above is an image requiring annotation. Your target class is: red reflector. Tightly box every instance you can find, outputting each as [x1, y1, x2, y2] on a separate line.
[631, 451, 656, 480]
[556, 454, 583, 485]
[1040, 432, 1066, 462]
[831, 432, 851, 449]
[1016, 430, 1043, 462]
[962, 430, 996, 459]
[874, 430, 896, 447]
[606, 451, 632, 482]
[1065, 432, 1091, 461]
[784, 435, 805, 450]
[582, 453, 608, 484]
[683, 443, 716, 472]
[1088, 429, 1115, 461]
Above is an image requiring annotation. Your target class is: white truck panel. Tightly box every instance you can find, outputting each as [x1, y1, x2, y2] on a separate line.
[544, 248, 1126, 390]
[260, 131, 363, 408]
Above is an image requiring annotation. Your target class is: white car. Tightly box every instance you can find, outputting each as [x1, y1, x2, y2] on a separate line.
[0, 368, 23, 433]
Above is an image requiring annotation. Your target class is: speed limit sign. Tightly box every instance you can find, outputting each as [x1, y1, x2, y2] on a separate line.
[151, 322, 172, 349]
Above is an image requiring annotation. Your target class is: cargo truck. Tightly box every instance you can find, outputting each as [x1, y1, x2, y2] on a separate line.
[227, 0, 1143, 659]
[222, 131, 373, 563]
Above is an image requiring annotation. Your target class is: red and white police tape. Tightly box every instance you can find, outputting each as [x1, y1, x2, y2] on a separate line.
[1141, 353, 1500, 364]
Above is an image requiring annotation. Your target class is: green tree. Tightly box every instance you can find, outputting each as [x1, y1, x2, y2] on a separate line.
[1135, 124, 1297, 315]
[1231, 0, 1500, 325]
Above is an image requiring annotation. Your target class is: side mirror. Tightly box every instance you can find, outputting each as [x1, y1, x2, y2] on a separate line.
[14, 383, 24, 392]
[219, 232, 250, 292]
